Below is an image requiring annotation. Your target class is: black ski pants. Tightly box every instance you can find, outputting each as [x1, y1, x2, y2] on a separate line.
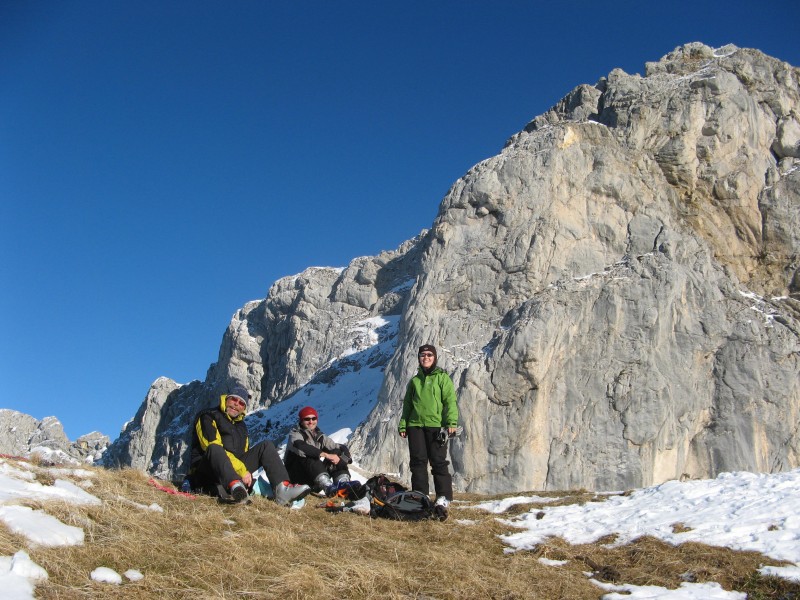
[407, 426, 453, 500]
[285, 454, 350, 487]
[196, 440, 290, 491]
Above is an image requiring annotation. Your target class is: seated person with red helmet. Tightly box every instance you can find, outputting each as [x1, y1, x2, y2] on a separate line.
[284, 406, 352, 496]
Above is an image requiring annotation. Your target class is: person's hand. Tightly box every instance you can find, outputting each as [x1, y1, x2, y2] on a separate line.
[399, 431, 406, 438]
[321, 452, 340, 465]
[242, 472, 253, 487]
[447, 427, 456, 436]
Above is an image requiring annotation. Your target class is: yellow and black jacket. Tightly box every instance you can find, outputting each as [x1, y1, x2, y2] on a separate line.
[190, 395, 249, 478]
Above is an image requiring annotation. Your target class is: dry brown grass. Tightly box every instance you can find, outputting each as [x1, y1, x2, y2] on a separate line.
[1, 461, 798, 599]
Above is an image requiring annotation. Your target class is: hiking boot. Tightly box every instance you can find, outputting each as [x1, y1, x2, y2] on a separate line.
[334, 473, 351, 484]
[275, 481, 311, 506]
[314, 472, 333, 489]
[434, 496, 450, 521]
[228, 480, 249, 503]
[312, 473, 334, 497]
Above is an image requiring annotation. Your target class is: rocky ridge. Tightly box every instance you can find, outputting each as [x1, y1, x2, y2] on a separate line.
[103, 43, 799, 492]
[0, 409, 109, 464]
[103, 237, 423, 478]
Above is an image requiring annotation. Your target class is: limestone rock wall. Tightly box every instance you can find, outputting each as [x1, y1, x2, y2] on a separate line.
[351, 43, 800, 492]
[106, 44, 799, 492]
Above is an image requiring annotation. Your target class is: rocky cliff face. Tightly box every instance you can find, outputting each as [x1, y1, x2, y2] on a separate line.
[0, 409, 109, 464]
[104, 43, 800, 492]
[102, 238, 423, 478]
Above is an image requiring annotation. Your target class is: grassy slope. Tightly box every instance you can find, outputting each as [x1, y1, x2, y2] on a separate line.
[1, 462, 797, 599]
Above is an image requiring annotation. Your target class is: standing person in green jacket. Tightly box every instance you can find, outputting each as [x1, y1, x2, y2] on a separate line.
[398, 343, 458, 519]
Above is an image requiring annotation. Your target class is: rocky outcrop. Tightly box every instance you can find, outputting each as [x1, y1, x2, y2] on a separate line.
[107, 43, 800, 492]
[102, 238, 423, 479]
[0, 409, 109, 464]
[352, 43, 800, 492]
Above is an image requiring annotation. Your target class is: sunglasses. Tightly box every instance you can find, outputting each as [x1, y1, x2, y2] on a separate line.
[302, 416, 318, 422]
[227, 396, 246, 406]
[418, 353, 435, 358]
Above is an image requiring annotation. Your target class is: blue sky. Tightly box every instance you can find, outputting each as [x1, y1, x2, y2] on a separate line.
[2, 1, 798, 441]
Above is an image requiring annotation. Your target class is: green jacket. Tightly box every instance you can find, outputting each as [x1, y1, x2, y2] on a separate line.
[399, 367, 458, 431]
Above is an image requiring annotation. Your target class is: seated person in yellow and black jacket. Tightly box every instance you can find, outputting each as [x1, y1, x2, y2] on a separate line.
[189, 384, 310, 506]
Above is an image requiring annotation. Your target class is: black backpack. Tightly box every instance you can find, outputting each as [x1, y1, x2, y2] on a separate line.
[364, 475, 436, 522]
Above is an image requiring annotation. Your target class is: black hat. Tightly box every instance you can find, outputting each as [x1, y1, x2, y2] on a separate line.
[228, 384, 251, 403]
[418, 344, 437, 358]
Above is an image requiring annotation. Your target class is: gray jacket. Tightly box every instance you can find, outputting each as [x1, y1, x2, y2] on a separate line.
[285, 425, 351, 462]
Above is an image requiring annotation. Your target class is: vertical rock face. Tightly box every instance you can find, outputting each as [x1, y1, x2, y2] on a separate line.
[352, 43, 800, 492]
[106, 43, 799, 492]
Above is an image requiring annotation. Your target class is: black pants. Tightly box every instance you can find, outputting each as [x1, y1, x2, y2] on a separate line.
[193, 441, 290, 491]
[285, 452, 350, 487]
[407, 426, 452, 500]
